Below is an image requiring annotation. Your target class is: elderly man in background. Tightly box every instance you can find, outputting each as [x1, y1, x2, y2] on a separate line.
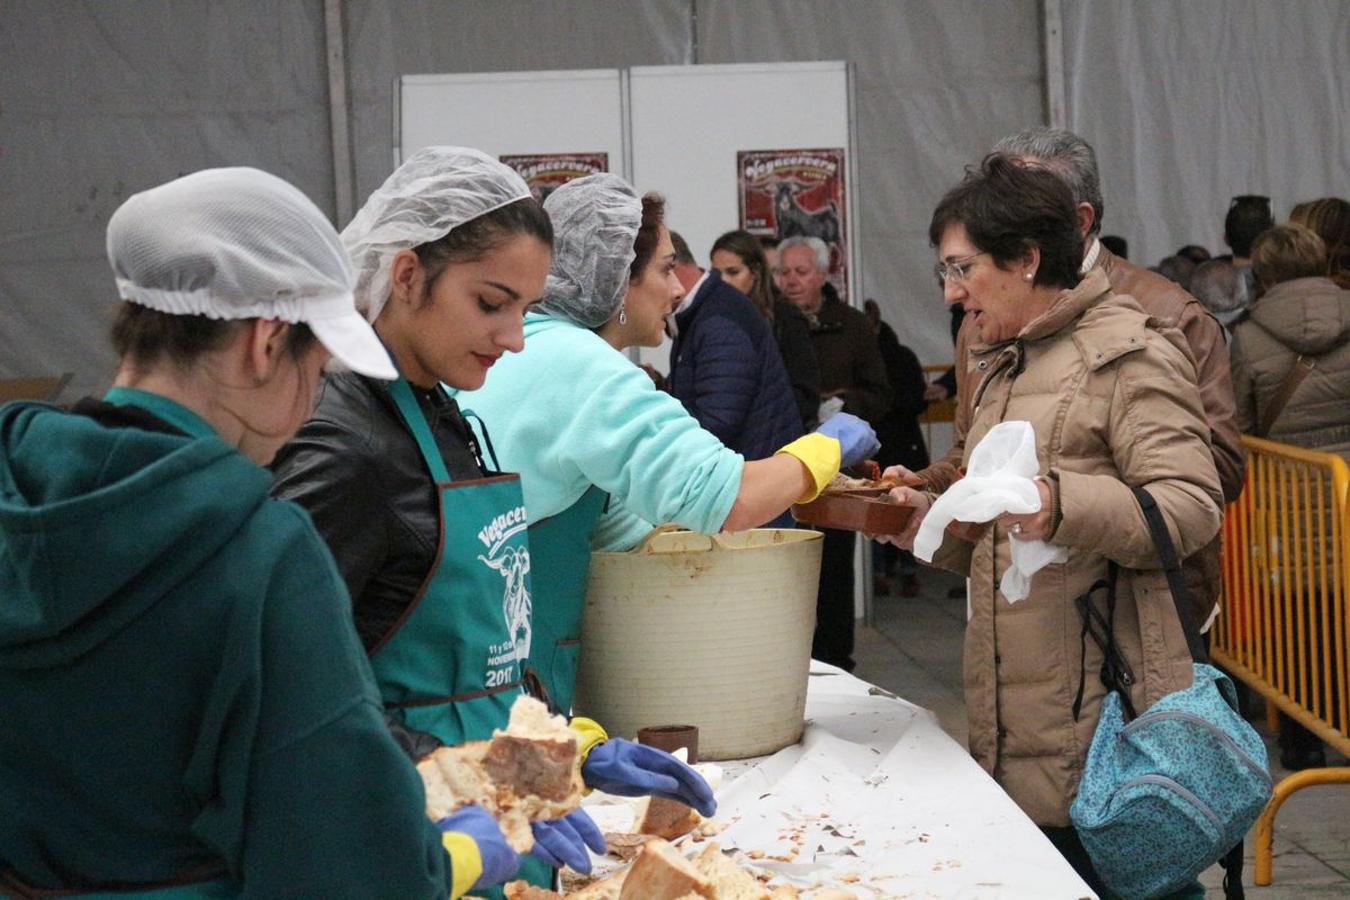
[778, 235, 890, 671]
[1191, 258, 1249, 334]
[910, 127, 1244, 631]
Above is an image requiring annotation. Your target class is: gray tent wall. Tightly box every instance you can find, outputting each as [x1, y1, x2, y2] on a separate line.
[2, 1, 1347, 400]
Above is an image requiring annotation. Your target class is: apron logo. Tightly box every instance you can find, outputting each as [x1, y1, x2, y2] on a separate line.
[478, 505, 533, 662]
[478, 506, 527, 552]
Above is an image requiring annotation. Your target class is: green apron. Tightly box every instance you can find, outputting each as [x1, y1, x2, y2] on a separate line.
[521, 486, 608, 716]
[373, 378, 548, 893]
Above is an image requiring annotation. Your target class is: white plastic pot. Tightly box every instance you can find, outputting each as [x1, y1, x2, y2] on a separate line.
[572, 528, 823, 760]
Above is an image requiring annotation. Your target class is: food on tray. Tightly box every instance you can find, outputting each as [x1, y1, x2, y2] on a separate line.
[692, 843, 772, 899]
[618, 839, 712, 899]
[417, 695, 583, 851]
[636, 795, 704, 840]
[604, 832, 657, 861]
[505, 837, 824, 899]
[823, 473, 892, 493]
[501, 885, 563, 899]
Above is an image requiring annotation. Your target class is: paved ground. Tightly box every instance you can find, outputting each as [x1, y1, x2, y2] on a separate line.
[853, 566, 1350, 898]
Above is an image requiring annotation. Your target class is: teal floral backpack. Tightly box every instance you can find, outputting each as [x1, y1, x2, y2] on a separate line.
[1069, 486, 1272, 899]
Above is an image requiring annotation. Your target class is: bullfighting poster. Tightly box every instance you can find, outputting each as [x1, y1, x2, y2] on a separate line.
[499, 152, 609, 203]
[737, 148, 849, 300]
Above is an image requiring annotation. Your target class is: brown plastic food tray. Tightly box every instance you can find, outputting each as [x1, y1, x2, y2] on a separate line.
[791, 488, 914, 534]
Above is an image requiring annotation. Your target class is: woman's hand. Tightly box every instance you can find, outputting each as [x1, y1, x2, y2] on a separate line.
[879, 484, 930, 551]
[996, 478, 1054, 541]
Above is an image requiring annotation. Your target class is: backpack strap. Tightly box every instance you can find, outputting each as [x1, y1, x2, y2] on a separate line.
[1072, 565, 1138, 721]
[1130, 485, 1208, 665]
[1255, 355, 1315, 438]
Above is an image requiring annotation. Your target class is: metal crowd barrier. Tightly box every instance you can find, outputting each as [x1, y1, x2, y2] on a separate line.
[1213, 435, 1350, 885]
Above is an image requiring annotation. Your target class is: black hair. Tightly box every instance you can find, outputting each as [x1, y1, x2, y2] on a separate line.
[110, 304, 315, 368]
[1224, 195, 1274, 258]
[928, 153, 1083, 289]
[1100, 235, 1129, 259]
[413, 197, 553, 287]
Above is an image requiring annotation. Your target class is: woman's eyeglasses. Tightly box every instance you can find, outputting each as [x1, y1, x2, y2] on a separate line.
[934, 251, 988, 284]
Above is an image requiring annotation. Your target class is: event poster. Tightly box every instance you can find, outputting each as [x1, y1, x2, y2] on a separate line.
[498, 152, 609, 203]
[737, 148, 848, 301]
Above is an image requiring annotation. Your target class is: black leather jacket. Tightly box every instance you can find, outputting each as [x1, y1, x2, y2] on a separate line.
[270, 371, 487, 758]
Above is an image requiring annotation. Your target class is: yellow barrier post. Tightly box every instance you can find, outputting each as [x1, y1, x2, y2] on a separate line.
[1212, 436, 1350, 887]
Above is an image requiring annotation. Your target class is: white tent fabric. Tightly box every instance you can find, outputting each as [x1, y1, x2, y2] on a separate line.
[2, 0, 1347, 400]
[696, 0, 1044, 368]
[0, 1, 334, 398]
[1062, 0, 1350, 267]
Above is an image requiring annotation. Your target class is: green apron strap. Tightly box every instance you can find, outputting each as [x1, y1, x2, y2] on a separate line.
[388, 378, 451, 482]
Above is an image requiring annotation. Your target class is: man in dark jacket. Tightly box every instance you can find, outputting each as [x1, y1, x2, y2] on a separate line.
[778, 236, 890, 671]
[865, 299, 929, 597]
[667, 233, 803, 493]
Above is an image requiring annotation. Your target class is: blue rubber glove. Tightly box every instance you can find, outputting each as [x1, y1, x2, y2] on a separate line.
[816, 412, 881, 468]
[529, 809, 607, 874]
[436, 805, 521, 891]
[581, 738, 717, 817]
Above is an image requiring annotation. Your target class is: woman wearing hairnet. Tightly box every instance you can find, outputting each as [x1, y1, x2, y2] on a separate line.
[0, 169, 502, 897]
[456, 174, 878, 718]
[270, 148, 713, 894]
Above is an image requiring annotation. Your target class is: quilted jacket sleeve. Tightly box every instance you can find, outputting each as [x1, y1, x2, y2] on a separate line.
[1052, 335, 1223, 568]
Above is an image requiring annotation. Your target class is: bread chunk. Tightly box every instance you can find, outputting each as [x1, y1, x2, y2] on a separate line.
[635, 795, 703, 840]
[692, 844, 771, 900]
[418, 696, 583, 851]
[618, 839, 713, 899]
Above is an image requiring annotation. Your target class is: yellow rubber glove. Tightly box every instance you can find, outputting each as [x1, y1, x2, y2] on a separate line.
[569, 716, 610, 769]
[440, 831, 483, 899]
[436, 805, 518, 896]
[776, 432, 841, 503]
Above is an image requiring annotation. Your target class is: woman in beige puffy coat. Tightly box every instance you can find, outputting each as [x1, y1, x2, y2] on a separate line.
[1229, 222, 1350, 770]
[887, 155, 1223, 895]
[1231, 223, 1350, 458]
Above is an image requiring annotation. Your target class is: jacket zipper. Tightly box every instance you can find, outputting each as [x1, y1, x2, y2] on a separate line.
[1119, 710, 1272, 786]
[1114, 774, 1225, 836]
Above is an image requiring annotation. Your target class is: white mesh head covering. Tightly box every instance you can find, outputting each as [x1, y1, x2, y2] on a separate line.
[534, 173, 643, 328]
[106, 167, 395, 379]
[342, 146, 533, 322]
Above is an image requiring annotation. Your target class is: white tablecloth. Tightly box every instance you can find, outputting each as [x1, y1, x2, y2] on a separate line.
[586, 661, 1096, 899]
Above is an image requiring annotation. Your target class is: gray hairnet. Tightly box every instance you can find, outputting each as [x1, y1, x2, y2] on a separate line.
[342, 146, 532, 321]
[534, 173, 642, 328]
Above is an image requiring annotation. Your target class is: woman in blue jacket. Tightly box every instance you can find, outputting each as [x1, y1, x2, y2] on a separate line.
[456, 174, 879, 717]
[0, 168, 511, 898]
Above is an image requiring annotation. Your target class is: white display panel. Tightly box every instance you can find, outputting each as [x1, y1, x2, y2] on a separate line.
[627, 61, 854, 372]
[397, 69, 626, 172]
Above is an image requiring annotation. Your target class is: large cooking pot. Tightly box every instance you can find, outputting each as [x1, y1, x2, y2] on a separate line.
[572, 527, 823, 760]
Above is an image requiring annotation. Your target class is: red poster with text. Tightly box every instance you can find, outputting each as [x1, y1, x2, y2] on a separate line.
[738, 148, 848, 300]
[499, 153, 609, 203]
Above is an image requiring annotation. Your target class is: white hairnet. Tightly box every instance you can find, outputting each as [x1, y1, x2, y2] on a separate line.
[342, 146, 533, 322]
[106, 167, 395, 379]
[534, 173, 643, 328]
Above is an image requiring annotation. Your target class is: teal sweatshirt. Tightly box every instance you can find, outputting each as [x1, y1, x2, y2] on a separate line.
[0, 397, 454, 898]
[456, 313, 744, 550]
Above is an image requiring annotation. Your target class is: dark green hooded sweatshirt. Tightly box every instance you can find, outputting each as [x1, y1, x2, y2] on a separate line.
[0, 398, 454, 898]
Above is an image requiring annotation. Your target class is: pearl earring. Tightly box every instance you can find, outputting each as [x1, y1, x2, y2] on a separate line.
[1024, 272, 1034, 281]
[618, 303, 628, 325]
